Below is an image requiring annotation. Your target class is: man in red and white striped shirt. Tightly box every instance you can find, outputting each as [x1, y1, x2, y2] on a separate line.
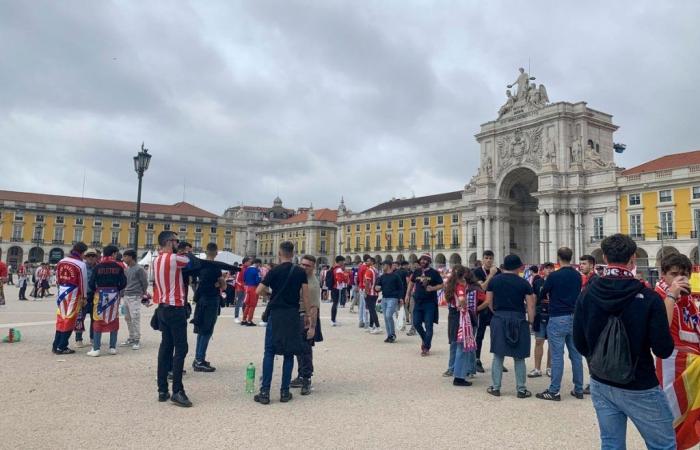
[153, 230, 195, 407]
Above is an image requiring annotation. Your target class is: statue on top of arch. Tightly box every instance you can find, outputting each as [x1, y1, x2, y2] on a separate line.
[497, 67, 549, 119]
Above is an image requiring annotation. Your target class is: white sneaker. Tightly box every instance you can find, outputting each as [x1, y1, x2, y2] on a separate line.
[370, 328, 382, 335]
[330, 321, 337, 327]
[259, 321, 267, 327]
[131, 342, 140, 350]
[365, 326, 372, 332]
[119, 340, 133, 347]
[546, 368, 552, 377]
[75, 341, 85, 348]
[528, 368, 542, 378]
[87, 349, 100, 357]
[234, 318, 241, 324]
[399, 325, 406, 332]
[108, 348, 117, 355]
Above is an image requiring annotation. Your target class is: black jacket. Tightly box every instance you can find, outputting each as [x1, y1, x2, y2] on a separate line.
[573, 275, 673, 390]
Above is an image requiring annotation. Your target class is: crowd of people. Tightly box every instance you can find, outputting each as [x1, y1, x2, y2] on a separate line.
[1, 230, 698, 449]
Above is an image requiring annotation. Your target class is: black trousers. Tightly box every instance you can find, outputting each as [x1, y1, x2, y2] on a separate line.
[331, 289, 342, 322]
[475, 308, 493, 359]
[18, 280, 27, 300]
[156, 305, 188, 394]
[365, 295, 380, 328]
[296, 315, 314, 379]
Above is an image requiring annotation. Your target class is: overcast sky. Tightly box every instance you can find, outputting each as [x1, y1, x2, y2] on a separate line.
[1, 1, 698, 215]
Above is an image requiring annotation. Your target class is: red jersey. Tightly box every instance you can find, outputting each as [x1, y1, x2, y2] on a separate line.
[0, 261, 7, 279]
[235, 266, 247, 291]
[153, 252, 190, 307]
[332, 265, 347, 289]
[358, 263, 367, 289]
[363, 267, 378, 295]
[655, 281, 700, 353]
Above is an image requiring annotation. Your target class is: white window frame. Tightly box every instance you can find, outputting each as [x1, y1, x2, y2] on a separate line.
[628, 193, 641, 206]
[629, 214, 642, 237]
[659, 210, 674, 234]
[593, 216, 604, 239]
[659, 189, 673, 203]
[693, 186, 700, 200]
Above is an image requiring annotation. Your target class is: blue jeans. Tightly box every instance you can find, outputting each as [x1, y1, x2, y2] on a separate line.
[381, 297, 398, 337]
[491, 354, 527, 392]
[234, 290, 245, 319]
[195, 333, 212, 361]
[260, 312, 294, 392]
[93, 330, 117, 350]
[547, 314, 584, 394]
[448, 342, 458, 372]
[412, 301, 436, 349]
[358, 291, 367, 325]
[453, 345, 476, 379]
[590, 379, 675, 450]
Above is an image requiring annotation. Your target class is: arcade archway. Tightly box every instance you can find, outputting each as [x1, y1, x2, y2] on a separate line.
[499, 167, 539, 264]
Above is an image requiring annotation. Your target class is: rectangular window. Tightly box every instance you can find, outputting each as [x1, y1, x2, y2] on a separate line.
[356, 224, 360, 232]
[355, 236, 360, 249]
[92, 228, 101, 244]
[593, 217, 604, 239]
[452, 214, 459, 224]
[195, 226, 202, 233]
[12, 224, 23, 239]
[423, 230, 430, 246]
[111, 230, 120, 245]
[423, 217, 430, 226]
[410, 231, 416, 247]
[55, 215, 65, 224]
[346, 225, 350, 232]
[179, 225, 187, 233]
[437, 216, 444, 225]
[225, 228, 232, 235]
[54, 227, 64, 241]
[375, 235, 381, 248]
[194, 237, 202, 249]
[660, 211, 674, 234]
[75, 217, 84, 225]
[224, 237, 231, 248]
[320, 230, 326, 236]
[365, 223, 370, 231]
[146, 233, 154, 246]
[695, 209, 700, 233]
[14, 211, 24, 221]
[411, 218, 416, 227]
[319, 240, 326, 254]
[398, 232, 404, 247]
[628, 193, 641, 206]
[376, 222, 381, 230]
[365, 236, 370, 249]
[470, 226, 477, 246]
[147, 223, 154, 230]
[129, 221, 136, 229]
[630, 214, 642, 237]
[210, 226, 217, 233]
[94, 218, 102, 227]
[74, 228, 83, 243]
[386, 220, 392, 229]
[659, 190, 672, 203]
[112, 220, 120, 228]
[35, 214, 45, 223]
[128, 230, 136, 245]
[33, 225, 43, 240]
[694, 186, 700, 200]
[451, 228, 459, 245]
[437, 230, 444, 246]
[161, 224, 169, 231]
[398, 219, 404, 228]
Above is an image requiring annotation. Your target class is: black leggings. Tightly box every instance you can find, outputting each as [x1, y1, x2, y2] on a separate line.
[365, 296, 380, 328]
[475, 309, 492, 359]
[331, 289, 340, 322]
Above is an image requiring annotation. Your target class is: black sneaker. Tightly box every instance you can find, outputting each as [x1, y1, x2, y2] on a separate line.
[487, 386, 500, 397]
[158, 391, 170, 402]
[171, 390, 193, 407]
[517, 390, 532, 399]
[570, 390, 584, 400]
[476, 360, 485, 373]
[290, 377, 303, 388]
[254, 390, 270, 405]
[248, 322, 257, 327]
[280, 389, 293, 403]
[536, 390, 561, 401]
[300, 378, 311, 396]
[193, 360, 215, 372]
[57, 348, 76, 355]
[583, 384, 591, 395]
[453, 378, 473, 387]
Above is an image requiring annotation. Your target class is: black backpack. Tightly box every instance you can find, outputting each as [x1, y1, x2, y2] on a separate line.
[325, 267, 335, 290]
[589, 308, 637, 385]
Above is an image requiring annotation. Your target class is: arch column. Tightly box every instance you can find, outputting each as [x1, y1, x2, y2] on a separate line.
[477, 217, 485, 259]
[573, 209, 583, 260]
[484, 216, 493, 253]
[548, 209, 558, 262]
[538, 209, 548, 263]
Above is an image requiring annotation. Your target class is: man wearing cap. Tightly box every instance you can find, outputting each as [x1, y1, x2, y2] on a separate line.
[479, 254, 536, 398]
[404, 254, 444, 356]
[74, 248, 99, 347]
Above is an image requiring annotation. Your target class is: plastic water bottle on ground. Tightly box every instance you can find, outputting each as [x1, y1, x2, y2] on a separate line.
[245, 362, 256, 394]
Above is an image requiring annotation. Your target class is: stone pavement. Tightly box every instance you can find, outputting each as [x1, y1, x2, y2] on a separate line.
[0, 285, 645, 449]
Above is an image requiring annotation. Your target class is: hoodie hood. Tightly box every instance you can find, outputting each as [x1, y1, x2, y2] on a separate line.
[587, 277, 645, 313]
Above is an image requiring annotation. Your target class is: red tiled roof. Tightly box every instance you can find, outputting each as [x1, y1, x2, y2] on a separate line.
[0, 189, 218, 218]
[622, 150, 700, 175]
[280, 208, 337, 225]
[363, 191, 463, 213]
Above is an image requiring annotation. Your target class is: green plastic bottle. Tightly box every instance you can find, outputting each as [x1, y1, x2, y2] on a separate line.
[245, 363, 255, 394]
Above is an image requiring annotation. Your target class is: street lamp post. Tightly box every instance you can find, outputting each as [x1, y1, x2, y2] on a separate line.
[655, 225, 665, 261]
[133, 143, 152, 255]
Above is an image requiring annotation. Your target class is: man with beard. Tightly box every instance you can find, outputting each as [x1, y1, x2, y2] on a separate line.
[404, 254, 443, 356]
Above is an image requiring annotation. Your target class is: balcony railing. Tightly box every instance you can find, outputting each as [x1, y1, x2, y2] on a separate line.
[11, 237, 23, 242]
[91, 241, 102, 247]
[657, 232, 677, 240]
[450, 242, 459, 249]
[692, 230, 698, 239]
[52, 240, 64, 245]
[468, 241, 476, 248]
[396, 245, 404, 251]
[353, 247, 360, 252]
[436, 244, 445, 250]
[32, 238, 44, 244]
[630, 233, 645, 241]
[373, 246, 381, 251]
[421, 244, 430, 250]
[590, 236, 605, 243]
[408, 245, 417, 250]
[385, 245, 393, 251]
[363, 246, 370, 251]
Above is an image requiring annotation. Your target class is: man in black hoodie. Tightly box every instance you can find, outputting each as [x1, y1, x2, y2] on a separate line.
[573, 234, 675, 450]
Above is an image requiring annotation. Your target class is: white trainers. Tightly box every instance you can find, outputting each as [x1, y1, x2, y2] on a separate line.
[234, 318, 241, 324]
[108, 348, 117, 355]
[119, 340, 133, 347]
[527, 368, 542, 378]
[87, 349, 100, 357]
[546, 368, 552, 377]
[131, 342, 140, 350]
[330, 321, 337, 327]
[370, 328, 382, 335]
